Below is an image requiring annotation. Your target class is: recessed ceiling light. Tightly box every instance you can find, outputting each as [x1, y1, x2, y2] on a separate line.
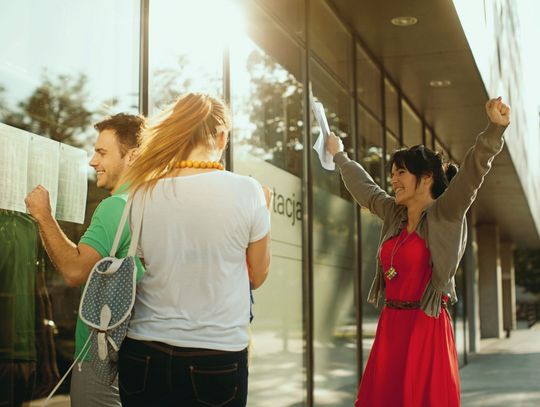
[391, 16, 418, 26]
[429, 80, 452, 87]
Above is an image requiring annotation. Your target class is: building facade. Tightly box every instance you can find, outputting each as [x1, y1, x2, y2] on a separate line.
[0, 0, 539, 406]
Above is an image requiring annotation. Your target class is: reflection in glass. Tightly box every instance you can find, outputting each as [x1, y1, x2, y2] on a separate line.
[231, 45, 304, 176]
[149, 0, 225, 113]
[231, 32, 306, 406]
[356, 46, 382, 120]
[313, 189, 357, 406]
[360, 210, 383, 371]
[311, 61, 353, 198]
[310, 0, 353, 89]
[452, 266, 467, 367]
[311, 61, 357, 406]
[385, 132, 400, 193]
[0, 1, 140, 403]
[357, 104, 383, 186]
[426, 127, 435, 150]
[255, 0, 305, 41]
[402, 101, 422, 147]
[435, 137, 449, 159]
[384, 80, 399, 137]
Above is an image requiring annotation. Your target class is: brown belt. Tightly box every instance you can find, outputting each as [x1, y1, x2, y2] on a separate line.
[384, 299, 448, 310]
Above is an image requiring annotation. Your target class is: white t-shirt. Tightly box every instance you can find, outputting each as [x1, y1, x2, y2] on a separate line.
[127, 171, 270, 351]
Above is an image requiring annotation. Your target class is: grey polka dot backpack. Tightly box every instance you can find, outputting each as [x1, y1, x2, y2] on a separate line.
[41, 196, 143, 405]
[78, 195, 144, 384]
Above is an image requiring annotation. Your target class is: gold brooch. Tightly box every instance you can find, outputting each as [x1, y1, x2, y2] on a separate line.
[385, 266, 397, 280]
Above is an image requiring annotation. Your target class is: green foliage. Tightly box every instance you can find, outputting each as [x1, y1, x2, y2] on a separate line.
[0, 73, 93, 145]
[245, 49, 304, 176]
[151, 54, 222, 110]
[514, 248, 540, 294]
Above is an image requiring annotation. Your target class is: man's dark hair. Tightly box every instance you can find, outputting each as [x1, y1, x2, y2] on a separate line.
[94, 113, 146, 156]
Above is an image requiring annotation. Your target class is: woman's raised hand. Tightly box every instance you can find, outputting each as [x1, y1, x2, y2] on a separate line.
[326, 132, 344, 157]
[486, 96, 511, 126]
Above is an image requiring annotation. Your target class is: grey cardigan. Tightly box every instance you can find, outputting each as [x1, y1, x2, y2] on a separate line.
[334, 122, 507, 317]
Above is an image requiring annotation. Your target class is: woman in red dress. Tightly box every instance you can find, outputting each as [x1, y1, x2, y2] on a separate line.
[326, 97, 511, 406]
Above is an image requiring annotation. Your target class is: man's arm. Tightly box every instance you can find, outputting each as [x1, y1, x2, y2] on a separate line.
[26, 185, 102, 287]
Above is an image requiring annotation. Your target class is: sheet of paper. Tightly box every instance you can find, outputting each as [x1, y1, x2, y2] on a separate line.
[310, 87, 337, 171]
[27, 135, 60, 214]
[0, 123, 30, 212]
[56, 144, 88, 224]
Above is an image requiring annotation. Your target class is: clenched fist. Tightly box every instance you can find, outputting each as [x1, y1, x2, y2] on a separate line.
[25, 185, 52, 222]
[486, 97, 511, 127]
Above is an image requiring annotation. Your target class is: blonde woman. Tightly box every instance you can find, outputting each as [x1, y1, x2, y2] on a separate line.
[118, 93, 271, 407]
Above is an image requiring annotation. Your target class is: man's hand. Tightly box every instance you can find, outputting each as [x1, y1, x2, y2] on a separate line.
[325, 132, 344, 157]
[25, 185, 53, 222]
[486, 96, 511, 126]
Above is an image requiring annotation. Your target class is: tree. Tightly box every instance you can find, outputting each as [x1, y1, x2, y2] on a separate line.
[0, 85, 8, 116]
[1, 73, 93, 145]
[151, 54, 222, 110]
[245, 49, 304, 176]
[514, 248, 540, 294]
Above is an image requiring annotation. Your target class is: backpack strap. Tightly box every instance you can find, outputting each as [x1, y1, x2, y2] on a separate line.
[109, 196, 133, 257]
[107, 192, 145, 260]
[40, 333, 93, 406]
[127, 192, 145, 258]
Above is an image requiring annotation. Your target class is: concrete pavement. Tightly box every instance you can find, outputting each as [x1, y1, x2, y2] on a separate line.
[461, 323, 540, 406]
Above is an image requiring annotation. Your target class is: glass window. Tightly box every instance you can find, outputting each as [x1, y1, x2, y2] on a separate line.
[426, 126, 434, 150]
[310, 60, 357, 407]
[148, 0, 225, 113]
[234, 2, 305, 177]
[255, 0, 305, 41]
[356, 45, 382, 119]
[435, 137, 448, 158]
[0, 0, 140, 403]
[452, 266, 467, 367]
[230, 11, 306, 406]
[358, 104, 383, 186]
[310, 61, 353, 198]
[310, 0, 353, 89]
[361, 210, 383, 370]
[384, 79, 399, 137]
[385, 131, 400, 193]
[402, 101, 422, 147]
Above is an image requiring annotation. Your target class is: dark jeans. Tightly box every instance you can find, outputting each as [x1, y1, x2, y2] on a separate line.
[118, 337, 248, 407]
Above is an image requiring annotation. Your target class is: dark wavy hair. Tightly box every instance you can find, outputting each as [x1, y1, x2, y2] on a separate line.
[94, 113, 146, 157]
[389, 144, 458, 199]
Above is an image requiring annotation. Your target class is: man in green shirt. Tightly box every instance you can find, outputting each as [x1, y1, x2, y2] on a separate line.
[25, 113, 146, 407]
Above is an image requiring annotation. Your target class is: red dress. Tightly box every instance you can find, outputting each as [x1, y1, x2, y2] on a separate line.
[355, 229, 460, 406]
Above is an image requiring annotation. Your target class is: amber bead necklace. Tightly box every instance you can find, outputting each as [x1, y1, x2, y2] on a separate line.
[175, 160, 224, 170]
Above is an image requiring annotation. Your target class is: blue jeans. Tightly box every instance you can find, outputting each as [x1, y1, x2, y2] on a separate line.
[118, 337, 248, 407]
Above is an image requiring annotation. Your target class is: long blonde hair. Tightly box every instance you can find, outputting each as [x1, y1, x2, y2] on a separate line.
[122, 93, 231, 195]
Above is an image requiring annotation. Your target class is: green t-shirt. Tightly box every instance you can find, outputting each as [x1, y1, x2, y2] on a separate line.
[76, 188, 144, 359]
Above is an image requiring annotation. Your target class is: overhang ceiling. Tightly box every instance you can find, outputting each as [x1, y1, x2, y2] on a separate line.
[329, 0, 540, 246]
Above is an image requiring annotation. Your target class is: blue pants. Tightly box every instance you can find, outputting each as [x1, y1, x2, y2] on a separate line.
[118, 337, 248, 407]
